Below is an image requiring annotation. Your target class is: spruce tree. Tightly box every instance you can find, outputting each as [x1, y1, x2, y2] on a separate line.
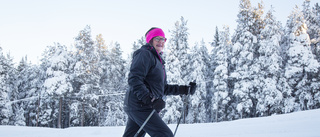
[230, 0, 261, 118]
[162, 16, 190, 124]
[303, 1, 320, 61]
[72, 25, 101, 126]
[185, 40, 207, 123]
[41, 44, 73, 128]
[5, 54, 18, 125]
[0, 47, 13, 125]
[16, 56, 41, 126]
[282, 6, 320, 112]
[212, 26, 232, 122]
[255, 7, 283, 116]
[101, 42, 127, 126]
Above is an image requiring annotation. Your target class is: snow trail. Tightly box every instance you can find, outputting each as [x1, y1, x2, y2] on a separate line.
[1, 109, 319, 137]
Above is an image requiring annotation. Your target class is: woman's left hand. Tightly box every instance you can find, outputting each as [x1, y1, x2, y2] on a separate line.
[189, 82, 197, 95]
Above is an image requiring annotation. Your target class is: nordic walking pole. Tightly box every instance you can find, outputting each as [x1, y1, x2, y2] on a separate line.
[174, 80, 196, 137]
[173, 89, 190, 136]
[173, 96, 185, 136]
[134, 109, 156, 137]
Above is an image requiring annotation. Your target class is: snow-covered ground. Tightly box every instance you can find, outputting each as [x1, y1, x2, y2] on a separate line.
[1, 109, 320, 137]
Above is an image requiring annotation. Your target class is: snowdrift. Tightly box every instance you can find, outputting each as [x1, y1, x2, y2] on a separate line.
[1, 109, 320, 137]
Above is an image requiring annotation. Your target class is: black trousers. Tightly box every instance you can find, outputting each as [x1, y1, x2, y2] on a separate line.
[123, 109, 173, 137]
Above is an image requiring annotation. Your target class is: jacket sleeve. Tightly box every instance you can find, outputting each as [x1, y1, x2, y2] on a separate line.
[164, 84, 189, 95]
[128, 50, 154, 104]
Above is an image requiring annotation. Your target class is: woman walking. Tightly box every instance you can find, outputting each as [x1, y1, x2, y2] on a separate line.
[123, 27, 196, 137]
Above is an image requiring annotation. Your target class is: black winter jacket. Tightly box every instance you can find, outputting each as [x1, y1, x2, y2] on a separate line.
[124, 44, 184, 111]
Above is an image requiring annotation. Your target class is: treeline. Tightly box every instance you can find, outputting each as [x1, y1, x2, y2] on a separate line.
[0, 26, 128, 128]
[0, 0, 319, 128]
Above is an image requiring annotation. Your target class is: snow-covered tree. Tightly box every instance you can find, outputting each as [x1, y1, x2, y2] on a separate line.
[303, 1, 320, 61]
[302, 2, 320, 110]
[251, 1, 265, 37]
[13, 107, 26, 126]
[163, 16, 190, 124]
[104, 42, 126, 93]
[185, 40, 207, 123]
[255, 7, 283, 116]
[211, 26, 220, 72]
[207, 27, 220, 122]
[0, 47, 14, 125]
[95, 34, 109, 90]
[4, 54, 19, 125]
[100, 42, 127, 126]
[73, 25, 100, 95]
[72, 25, 101, 126]
[232, 0, 253, 43]
[41, 43, 73, 128]
[212, 26, 232, 122]
[16, 57, 30, 100]
[165, 16, 190, 84]
[230, 0, 262, 118]
[102, 95, 126, 126]
[94, 34, 110, 126]
[195, 39, 212, 123]
[16, 56, 42, 126]
[43, 44, 73, 97]
[282, 6, 320, 112]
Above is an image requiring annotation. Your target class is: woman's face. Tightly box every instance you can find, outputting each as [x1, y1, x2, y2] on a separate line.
[151, 36, 166, 53]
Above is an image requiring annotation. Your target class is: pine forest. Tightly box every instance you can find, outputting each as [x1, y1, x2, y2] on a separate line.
[0, 0, 320, 128]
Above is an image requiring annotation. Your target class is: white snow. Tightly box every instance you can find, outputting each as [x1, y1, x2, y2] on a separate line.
[1, 109, 319, 137]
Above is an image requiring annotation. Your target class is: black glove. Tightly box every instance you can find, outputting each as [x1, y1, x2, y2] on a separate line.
[152, 99, 165, 113]
[178, 82, 197, 95]
[189, 82, 197, 95]
[178, 85, 190, 95]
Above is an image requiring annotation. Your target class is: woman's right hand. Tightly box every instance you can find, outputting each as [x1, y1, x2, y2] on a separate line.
[152, 99, 165, 113]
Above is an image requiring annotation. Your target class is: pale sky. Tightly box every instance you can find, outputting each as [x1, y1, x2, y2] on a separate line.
[0, 0, 317, 64]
